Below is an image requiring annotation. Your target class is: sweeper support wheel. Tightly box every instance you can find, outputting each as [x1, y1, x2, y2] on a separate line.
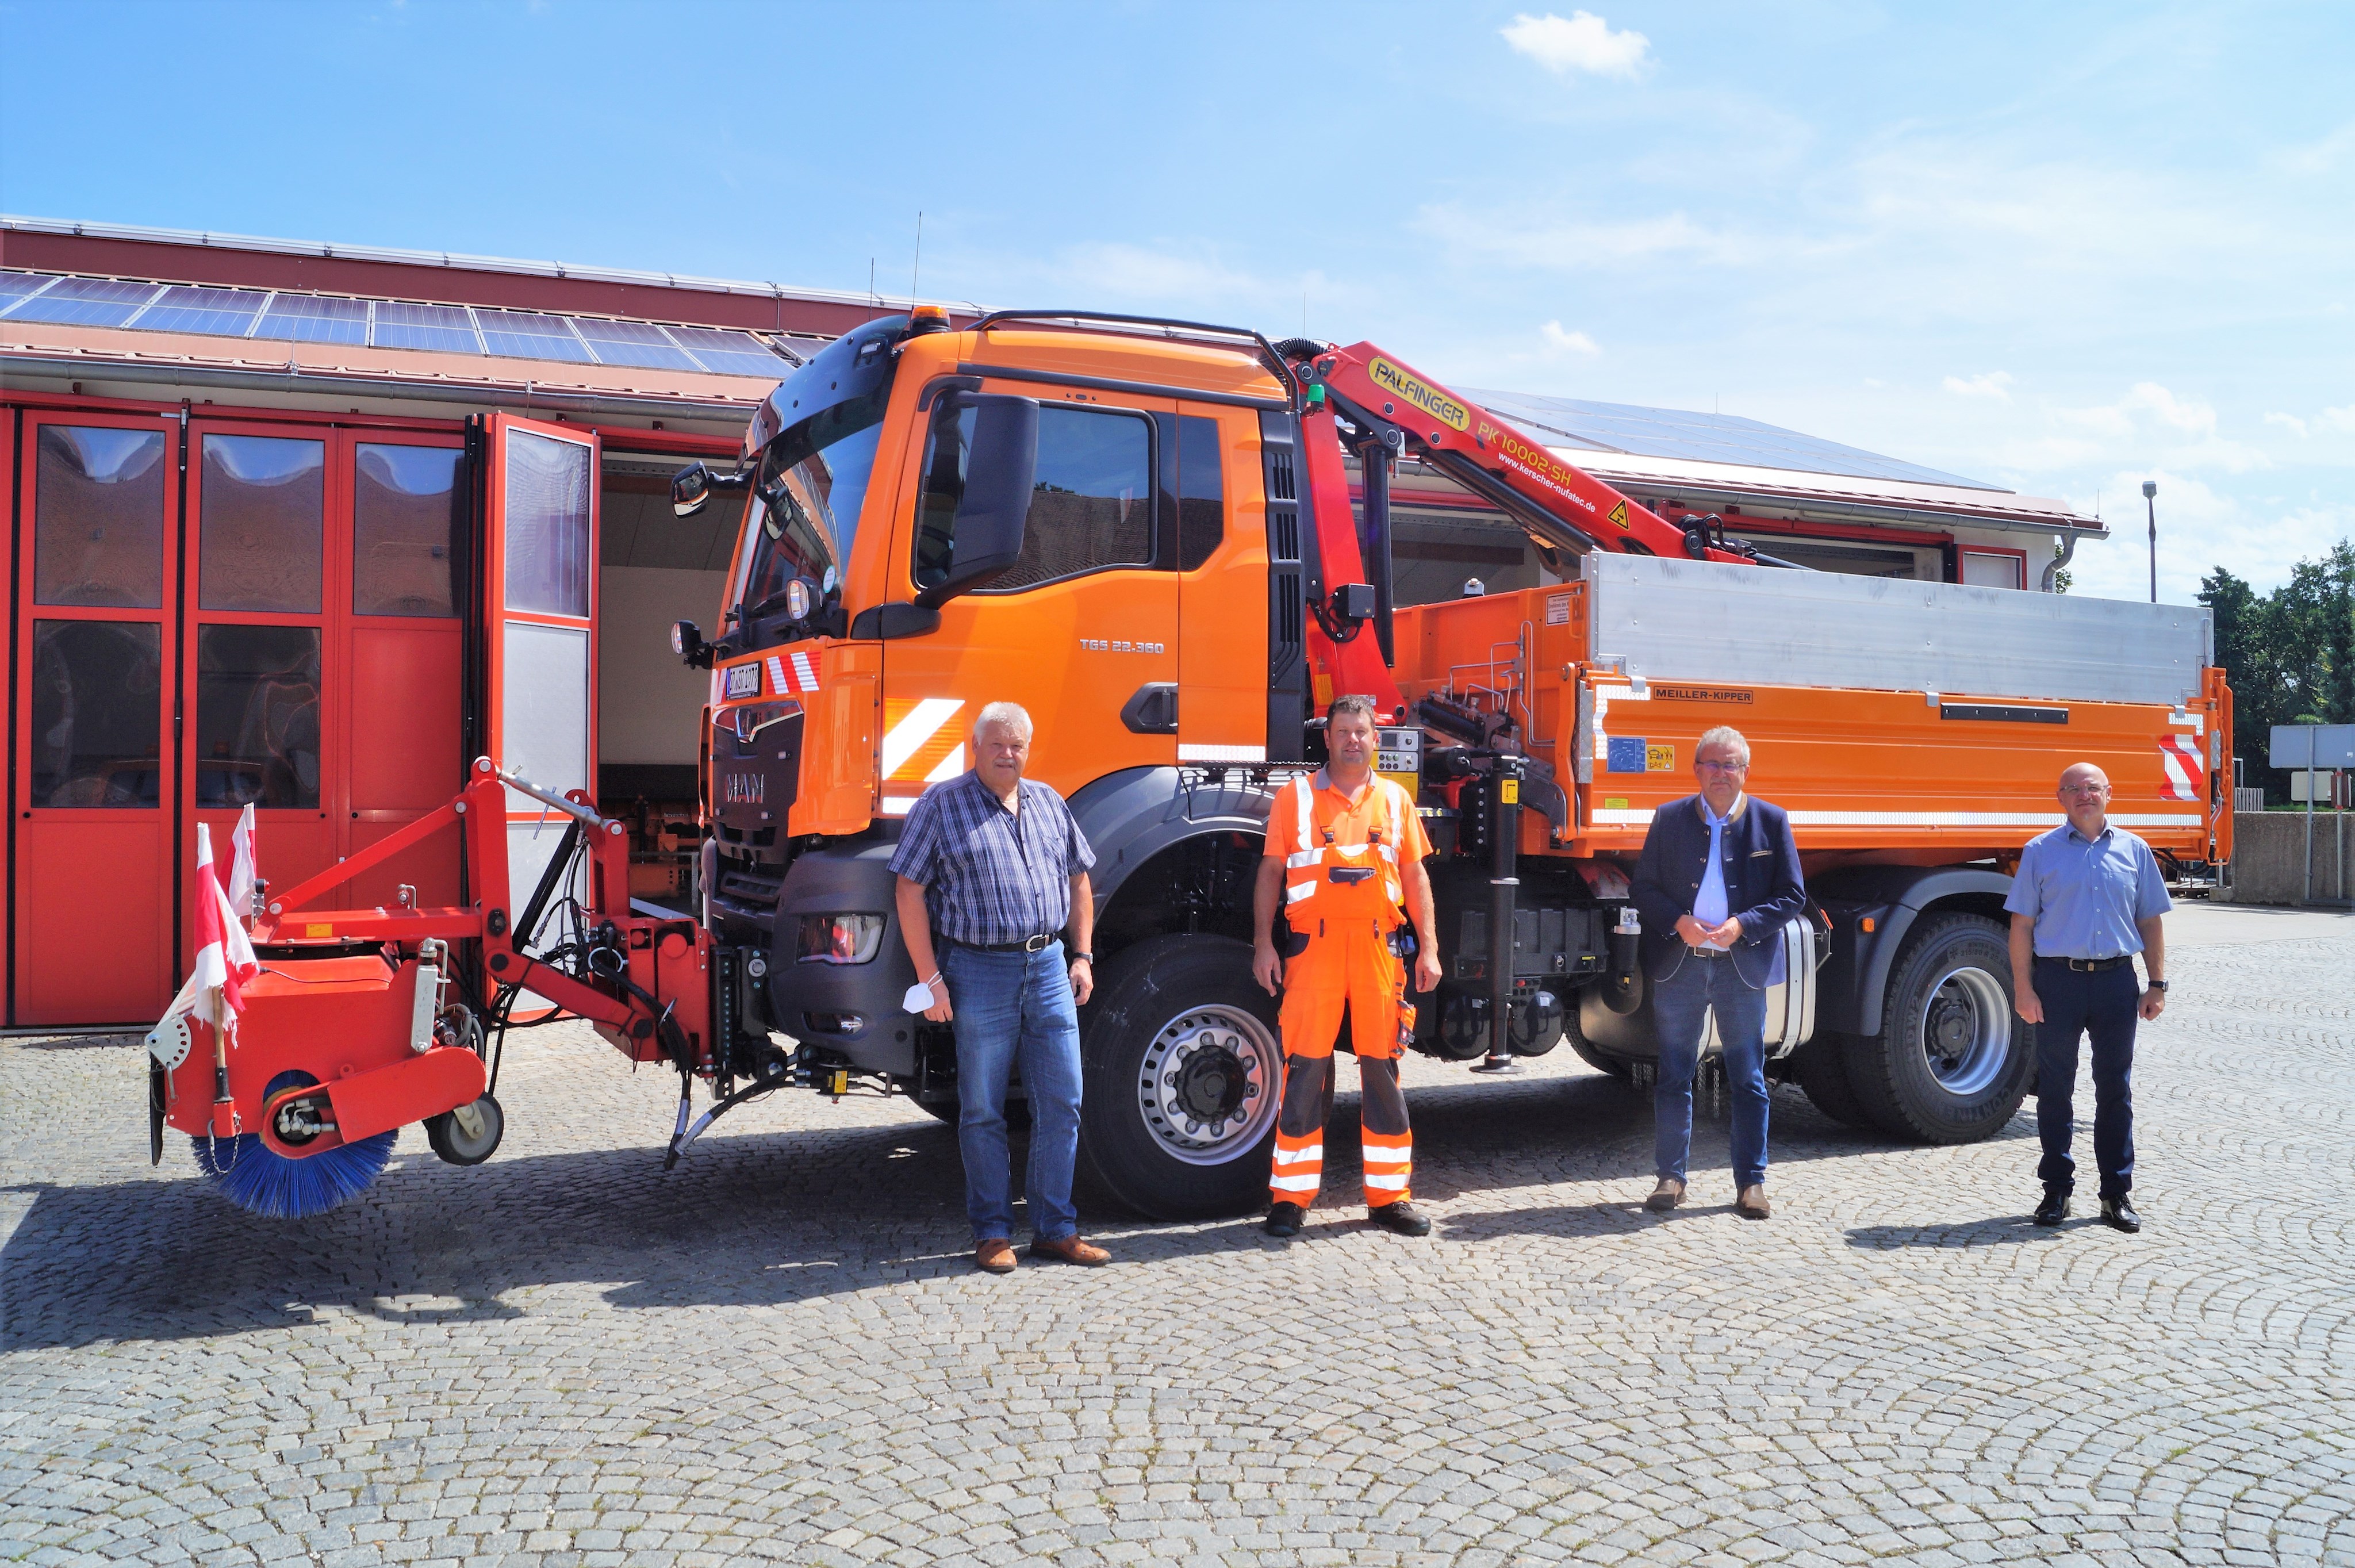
[426, 1095, 504, 1166]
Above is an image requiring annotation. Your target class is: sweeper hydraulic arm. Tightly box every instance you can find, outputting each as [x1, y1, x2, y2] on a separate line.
[152, 758, 751, 1217]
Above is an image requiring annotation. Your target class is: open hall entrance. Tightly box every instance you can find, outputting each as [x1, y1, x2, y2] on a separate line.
[6, 402, 737, 1029]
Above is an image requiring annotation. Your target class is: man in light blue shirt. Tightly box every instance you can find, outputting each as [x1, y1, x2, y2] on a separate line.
[2005, 761, 2172, 1233]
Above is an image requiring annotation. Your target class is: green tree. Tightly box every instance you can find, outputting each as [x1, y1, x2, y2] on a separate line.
[2202, 545, 2355, 802]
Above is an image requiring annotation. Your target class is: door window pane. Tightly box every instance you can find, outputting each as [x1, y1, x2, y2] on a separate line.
[354, 444, 462, 616]
[34, 425, 168, 608]
[29, 620, 163, 808]
[504, 430, 592, 616]
[201, 435, 325, 613]
[991, 406, 1153, 592]
[195, 626, 321, 808]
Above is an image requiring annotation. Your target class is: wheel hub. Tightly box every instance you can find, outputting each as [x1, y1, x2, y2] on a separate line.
[1917, 967, 2012, 1096]
[1136, 1005, 1280, 1166]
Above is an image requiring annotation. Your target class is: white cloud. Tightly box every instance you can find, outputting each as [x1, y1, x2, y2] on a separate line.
[1540, 321, 1600, 356]
[2265, 411, 2310, 438]
[1943, 371, 2013, 401]
[1501, 11, 1651, 79]
[2319, 405, 2355, 433]
[2059, 470, 2354, 603]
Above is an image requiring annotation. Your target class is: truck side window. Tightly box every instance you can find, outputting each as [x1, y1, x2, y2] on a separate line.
[914, 403, 1156, 595]
[1177, 414, 1223, 572]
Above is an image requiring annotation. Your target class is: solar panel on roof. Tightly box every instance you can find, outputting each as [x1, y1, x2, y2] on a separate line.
[1464, 387, 1996, 490]
[255, 294, 368, 346]
[668, 325, 791, 378]
[371, 301, 479, 354]
[569, 317, 700, 372]
[133, 284, 267, 338]
[476, 309, 592, 363]
[0, 271, 57, 306]
[4, 275, 164, 328]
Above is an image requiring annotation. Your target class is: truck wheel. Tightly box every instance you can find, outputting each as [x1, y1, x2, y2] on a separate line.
[1842, 915, 2031, 1144]
[1077, 934, 1283, 1220]
[1792, 1033, 1876, 1129]
[1561, 1000, 1633, 1082]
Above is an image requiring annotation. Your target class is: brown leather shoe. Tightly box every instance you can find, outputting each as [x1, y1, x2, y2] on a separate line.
[1736, 1184, 1771, 1220]
[975, 1238, 1017, 1273]
[1027, 1234, 1111, 1267]
[1645, 1178, 1686, 1212]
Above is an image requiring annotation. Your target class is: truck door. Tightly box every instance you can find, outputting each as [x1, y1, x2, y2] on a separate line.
[881, 390, 1179, 812]
[480, 415, 600, 911]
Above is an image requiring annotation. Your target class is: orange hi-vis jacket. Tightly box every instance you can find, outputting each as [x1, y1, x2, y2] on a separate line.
[1277, 770, 1424, 933]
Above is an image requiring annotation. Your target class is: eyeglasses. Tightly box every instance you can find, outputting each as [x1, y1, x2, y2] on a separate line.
[2061, 784, 2109, 796]
[1696, 759, 1749, 774]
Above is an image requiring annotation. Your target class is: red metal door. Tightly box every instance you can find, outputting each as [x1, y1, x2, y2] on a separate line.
[481, 415, 600, 920]
[12, 411, 182, 1026]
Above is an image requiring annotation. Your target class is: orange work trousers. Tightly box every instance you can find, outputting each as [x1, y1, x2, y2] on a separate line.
[1269, 922, 1414, 1209]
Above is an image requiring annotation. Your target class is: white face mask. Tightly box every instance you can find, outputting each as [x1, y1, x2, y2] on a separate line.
[903, 982, 937, 1012]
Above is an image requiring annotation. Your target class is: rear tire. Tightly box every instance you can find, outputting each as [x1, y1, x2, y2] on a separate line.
[1792, 1032, 1877, 1129]
[1843, 915, 2031, 1144]
[1077, 934, 1282, 1220]
[1561, 996, 1634, 1082]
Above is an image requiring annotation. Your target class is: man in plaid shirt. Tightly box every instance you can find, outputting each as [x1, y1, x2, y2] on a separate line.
[892, 701, 1109, 1274]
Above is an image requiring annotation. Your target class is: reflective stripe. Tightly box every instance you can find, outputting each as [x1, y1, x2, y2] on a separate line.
[1294, 775, 1314, 855]
[881, 697, 965, 780]
[1285, 881, 1316, 904]
[923, 743, 967, 784]
[1362, 1172, 1411, 1191]
[1270, 1173, 1322, 1193]
[1285, 850, 1323, 869]
[1271, 1143, 1324, 1166]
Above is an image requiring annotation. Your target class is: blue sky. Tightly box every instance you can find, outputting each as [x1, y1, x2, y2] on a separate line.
[5, 1, 2350, 604]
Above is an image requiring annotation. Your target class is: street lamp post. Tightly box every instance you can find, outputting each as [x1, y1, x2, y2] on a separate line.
[2142, 479, 2158, 603]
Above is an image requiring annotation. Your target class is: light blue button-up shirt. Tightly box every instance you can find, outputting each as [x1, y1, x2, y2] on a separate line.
[1692, 797, 1736, 949]
[2003, 819, 2173, 959]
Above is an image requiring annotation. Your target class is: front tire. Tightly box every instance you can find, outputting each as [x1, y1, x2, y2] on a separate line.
[1843, 914, 2031, 1144]
[1792, 1032, 1876, 1129]
[1077, 935, 1283, 1220]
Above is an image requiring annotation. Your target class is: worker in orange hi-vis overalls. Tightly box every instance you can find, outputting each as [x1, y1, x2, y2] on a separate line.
[1252, 694, 1444, 1239]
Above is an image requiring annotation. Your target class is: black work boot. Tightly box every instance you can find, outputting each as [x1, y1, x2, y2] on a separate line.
[1370, 1200, 1430, 1237]
[1264, 1201, 1305, 1239]
[2100, 1195, 2141, 1233]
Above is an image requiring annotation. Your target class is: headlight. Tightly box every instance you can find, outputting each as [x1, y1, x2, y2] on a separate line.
[797, 913, 884, 965]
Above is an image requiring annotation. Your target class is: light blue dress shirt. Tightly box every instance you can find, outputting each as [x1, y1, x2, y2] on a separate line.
[2003, 819, 2174, 959]
[1692, 798, 1734, 949]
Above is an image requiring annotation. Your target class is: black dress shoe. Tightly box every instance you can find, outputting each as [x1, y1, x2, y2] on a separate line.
[1264, 1201, 1305, 1238]
[2034, 1191, 2070, 1226]
[2100, 1196, 2141, 1233]
[1370, 1200, 1431, 1237]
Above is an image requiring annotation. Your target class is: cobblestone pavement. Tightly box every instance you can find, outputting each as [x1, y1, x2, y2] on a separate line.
[3, 908, 2350, 1567]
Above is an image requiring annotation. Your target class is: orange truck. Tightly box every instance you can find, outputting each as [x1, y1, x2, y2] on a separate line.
[653, 309, 2228, 1219]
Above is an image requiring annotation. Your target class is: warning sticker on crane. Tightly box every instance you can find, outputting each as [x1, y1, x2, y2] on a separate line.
[1367, 356, 1471, 432]
[1608, 500, 1629, 531]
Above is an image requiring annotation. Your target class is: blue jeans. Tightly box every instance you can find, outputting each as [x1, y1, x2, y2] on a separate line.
[939, 941, 1084, 1243]
[2032, 959, 2138, 1198]
[1650, 953, 1770, 1188]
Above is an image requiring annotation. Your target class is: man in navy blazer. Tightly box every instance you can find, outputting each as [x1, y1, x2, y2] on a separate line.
[1630, 725, 1806, 1219]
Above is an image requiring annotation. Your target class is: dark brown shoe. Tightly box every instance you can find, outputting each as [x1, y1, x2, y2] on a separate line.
[1027, 1234, 1111, 1267]
[1645, 1178, 1686, 1212]
[975, 1238, 1017, 1274]
[1736, 1184, 1771, 1220]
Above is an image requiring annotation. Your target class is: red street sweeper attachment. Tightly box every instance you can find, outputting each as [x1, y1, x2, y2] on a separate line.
[146, 758, 763, 1218]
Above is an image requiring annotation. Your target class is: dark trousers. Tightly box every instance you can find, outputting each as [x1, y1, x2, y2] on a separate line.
[2032, 959, 2138, 1198]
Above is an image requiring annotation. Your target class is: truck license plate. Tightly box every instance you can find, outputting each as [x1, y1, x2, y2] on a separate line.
[724, 663, 762, 699]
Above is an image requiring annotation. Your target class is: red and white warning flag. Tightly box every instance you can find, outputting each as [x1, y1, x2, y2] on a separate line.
[218, 803, 258, 924]
[156, 822, 260, 1039]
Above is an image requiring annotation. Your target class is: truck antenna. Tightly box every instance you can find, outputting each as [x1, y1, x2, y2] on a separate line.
[911, 212, 923, 303]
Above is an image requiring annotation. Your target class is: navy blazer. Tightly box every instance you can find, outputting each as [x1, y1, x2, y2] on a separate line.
[1631, 794, 1807, 988]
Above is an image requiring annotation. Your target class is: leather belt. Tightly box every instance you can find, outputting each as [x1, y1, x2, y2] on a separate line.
[2039, 954, 2133, 972]
[945, 932, 1061, 954]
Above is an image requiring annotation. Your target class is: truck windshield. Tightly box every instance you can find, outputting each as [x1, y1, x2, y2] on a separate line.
[738, 385, 888, 626]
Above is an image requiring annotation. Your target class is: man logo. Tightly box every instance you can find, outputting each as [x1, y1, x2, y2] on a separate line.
[723, 771, 765, 806]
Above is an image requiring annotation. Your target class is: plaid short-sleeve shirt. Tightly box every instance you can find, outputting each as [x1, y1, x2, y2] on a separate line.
[888, 770, 1097, 947]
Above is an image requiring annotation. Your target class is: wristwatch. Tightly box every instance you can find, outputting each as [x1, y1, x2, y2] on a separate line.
[1070, 951, 1094, 964]
[2145, 979, 2168, 992]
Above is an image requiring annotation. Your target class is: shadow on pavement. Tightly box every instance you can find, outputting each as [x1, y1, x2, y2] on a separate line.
[2, 1063, 1950, 1351]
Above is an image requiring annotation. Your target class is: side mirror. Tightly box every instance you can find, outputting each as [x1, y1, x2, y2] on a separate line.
[672, 619, 712, 670]
[914, 393, 1039, 609]
[672, 462, 711, 518]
